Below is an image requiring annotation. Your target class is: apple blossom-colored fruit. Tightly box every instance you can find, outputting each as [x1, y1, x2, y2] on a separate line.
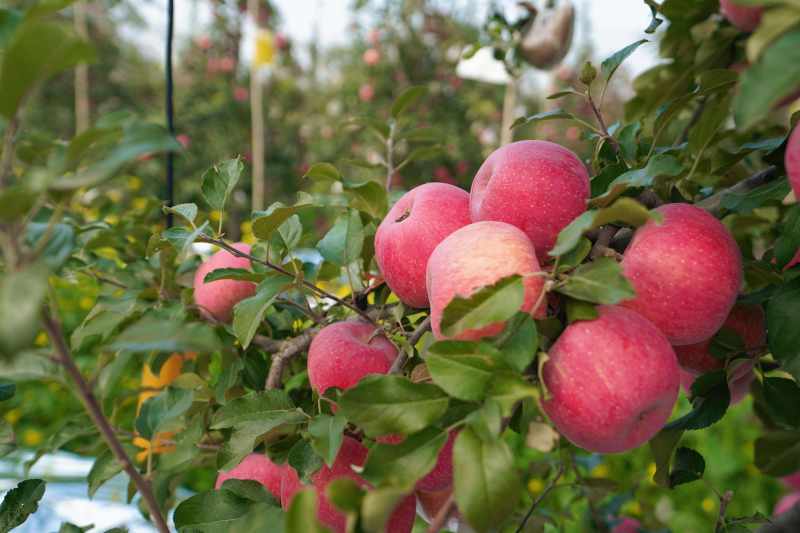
[469, 140, 590, 256]
[215, 453, 284, 500]
[620, 203, 742, 346]
[363, 48, 381, 66]
[679, 369, 754, 407]
[541, 305, 680, 454]
[281, 436, 415, 533]
[611, 517, 644, 533]
[426, 221, 546, 340]
[787, 124, 800, 201]
[673, 304, 764, 380]
[783, 471, 800, 491]
[193, 243, 257, 322]
[720, 0, 762, 32]
[376, 430, 459, 493]
[775, 492, 800, 515]
[307, 322, 399, 396]
[374, 183, 471, 308]
[359, 83, 376, 102]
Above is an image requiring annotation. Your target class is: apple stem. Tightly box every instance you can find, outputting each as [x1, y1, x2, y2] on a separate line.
[388, 315, 432, 375]
[514, 465, 565, 533]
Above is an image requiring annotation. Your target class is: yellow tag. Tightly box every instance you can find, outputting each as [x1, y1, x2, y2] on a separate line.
[254, 30, 275, 66]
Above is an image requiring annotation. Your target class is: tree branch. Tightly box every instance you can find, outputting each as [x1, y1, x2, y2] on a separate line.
[714, 491, 734, 533]
[83, 269, 130, 289]
[589, 224, 620, 261]
[265, 326, 322, 389]
[694, 166, 779, 216]
[586, 92, 621, 157]
[515, 466, 565, 533]
[424, 491, 455, 533]
[388, 315, 432, 375]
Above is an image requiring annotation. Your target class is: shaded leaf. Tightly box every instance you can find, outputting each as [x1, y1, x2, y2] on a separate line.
[511, 109, 576, 130]
[439, 275, 526, 338]
[558, 258, 636, 305]
[317, 208, 364, 267]
[669, 447, 705, 488]
[360, 426, 447, 487]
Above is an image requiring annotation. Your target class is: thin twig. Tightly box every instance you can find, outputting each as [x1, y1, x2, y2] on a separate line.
[673, 95, 709, 147]
[388, 315, 432, 375]
[424, 492, 455, 533]
[586, 91, 621, 157]
[589, 225, 620, 261]
[265, 326, 322, 389]
[515, 466, 565, 533]
[386, 124, 395, 195]
[714, 491, 734, 533]
[83, 270, 130, 289]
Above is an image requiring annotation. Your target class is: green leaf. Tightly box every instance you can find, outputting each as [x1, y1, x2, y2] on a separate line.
[57, 523, 93, 533]
[212, 390, 298, 428]
[648, 430, 685, 490]
[391, 86, 427, 119]
[303, 162, 341, 182]
[466, 399, 503, 442]
[590, 157, 630, 199]
[775, 205, 800, 270]
[0, 383, 14, 403]
[337, 376, 449, 436]
[565, 297, 599, 324]
[490, 312, 539, 373]
[719, 176, 792, 215]
[754, 432, 800, 476]
[669, 447, 705, 488]
[453, 428, 519, 533]
[0, 264, 48, 357]
[109, 316, 223, 356]
[159, 442, 200, 473]
[546, 87, 581, 99]
[88, 444, 137, 499]
[232, 274, 295, 349]
[220, 478, 279, 506]
[203, 268, 266, 284]
[217, 418, 309, 474]
[201, 157, 244, 213]
[344, 181, 388, 219]
[558, 258, 636, 305]
[146, 233, 172, 258]
[163, 221, 210, 258]
[404, 128, 442, 142]
[710, 137, 784, 175]
[173, 488, 272, 533]
[284, 489, 329, 533]
[162, 204, 198, 225]
[766, 277, 800, 379]
[574, 476, 622, 494]
[270, 215, 303, 251]
[601, 40, 648, 85]
[360, 427, 447, 487]
[326, 478, 365, 513]
[510, 109, 576, 130]
[251, 192, 321, 243]
[288, 439, 324, 485]
[762, 376, 800, 428]
[134, 385, 193, 440]
[707, 327, 746, 361]
[643, 1, 663, 33]
[360, 485, 413, 533]
[402, 145, 441, 163]
[735, 30, 800, 130]
[555, 237, 592, 274]
[728, 512, 771, 526]
[0, 479, 46, 533]
[688, 96, 731, 156]
[439, 275, 526, 338]
[0, 9, 22, 49]
[317, 208, 364, 267]
[341, 117, 391, 142]
[589, 154, 684, 208]
[426, 341, 511, 401]
[664, 371, 730, 431]
[308, 414, 346, 467]
[484, 373, 539, 416]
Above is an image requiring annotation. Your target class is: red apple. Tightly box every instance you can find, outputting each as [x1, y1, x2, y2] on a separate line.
[720, 0, 762, 32]
[426, 221, 547, 340]
[359, 83, 376, 102]
[469, 140, 590, 257]
[787, 125, 800, 201]
[612, 517, 644, 533]
[363, 48, 381, 66]
[374, 183, 471, 308]
[783, 471, 800, 491]
[679, 369, 754, 407]
[775, 492, 800, 515]
[541, 305, 679, 454]
[672, 304, 765, 380]
[376, 430, 459, 493]
[215, 453, 283, 501]
[620, 203, 742, 346]
[193, 243, 257, 322]
[307, 322, 399, 396]
[281, 436, 416, 533]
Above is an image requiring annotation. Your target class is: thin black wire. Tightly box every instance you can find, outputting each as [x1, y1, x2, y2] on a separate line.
[165, 0, 175, 228]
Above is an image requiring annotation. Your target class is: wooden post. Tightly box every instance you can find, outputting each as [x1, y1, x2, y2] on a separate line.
[74, 1, 89, 134]
[249, 0, 265, 212]
[500, 76, 517, 146]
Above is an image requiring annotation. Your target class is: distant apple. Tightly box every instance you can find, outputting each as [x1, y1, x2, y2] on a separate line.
[775, 492, 800, 515]
[363, 48, 381, 66]
[359, 83, 376, 102]
[720, 0, 762, 32]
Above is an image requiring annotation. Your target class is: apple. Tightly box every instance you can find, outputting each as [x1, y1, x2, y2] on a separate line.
[374, 183, 471, 308]
[215, 453, 284, 501]
[416, 486, 466, 525]
[359, 83, 376, 102]
[426, 221, 547, 340]
[679, 369, 754, 407]
[620, 203, 742, 346]
[787, 125, 800, 201]
[363, 48, 381, 66]
[783, 471, 800, 491]
[775, 492, 800, 515]
[469, 140, 590, 257]
[719, 0, 762, 32]
[193, 243, 257, 322]
[672, 304, 765, 380]
[376, 430, 459, 493]
[612, 517, 644, 533]
[307, 322, 399, 396]
[281, 436, 416, 533]
[541, 305, 679, 454]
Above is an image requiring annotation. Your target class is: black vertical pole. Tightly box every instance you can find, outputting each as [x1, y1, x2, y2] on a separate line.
[165, 0, 175, 228]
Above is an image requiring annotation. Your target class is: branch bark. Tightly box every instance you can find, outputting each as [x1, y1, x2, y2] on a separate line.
[265, 326, 322, 389]
[388, 315, 432, 375]
[589, 224, 620, 261]
[694, 165, 779, 216]
[714, 491, 734, 533]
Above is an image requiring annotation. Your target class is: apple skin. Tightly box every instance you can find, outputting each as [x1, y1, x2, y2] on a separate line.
[775, 492, 800, 515]
[787, 125, 800, 202]
[281, 436, 416, 533]
[426, 221, 546, 340]
[720, 0, 762, 32]
[193, 242, 257, 322]
[783, 471, 800, 491]
[376, 430, 459, 493]
[672, 304, 765, 380]
[215, 453, 284, 501]
[679, 369, 754, 407]
[611, 517, 644, 533]
[541, 305, 679, 454]
[375, 183, 472, 308]
[469, 140, 590, 257]
[307, 322, 399, 396]
[620, 203, 742, 346]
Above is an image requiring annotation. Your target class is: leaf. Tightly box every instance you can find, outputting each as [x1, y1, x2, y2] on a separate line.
[754, 432, 800, 476]
[134, 385, 193, 440]
[775, 205, 800, 270]
[317, 208, 364, 267]
[526, 422, 557, 453]
[146, 233, 172, 258]
[326, 478, 365, 513]
[288, 439, 324, 485]
[426, 341, 511, 402]
[211, 389, 300, 428]
[766, 277, 800, 379]
[360, 485, 413, 533]
[707, 327, 746, 361]
[664, 371, 730, 431]
[453, 427, 519, 533]
[719, 176, 792, 215]
[337, 376, 449, 436]
[251, 192, 321, 243]
[762, 376, 800, 428]
[575, 477, 622, 494]
[565, 297, 599, 324]
[688, 96, 731, 156]
[558, 258, 636, 305]
[58, 523, 93, 533]
[439, 275, 526, 338]
[344, 181, 388, 219]
[0, 479, 46, 533]
[590, 157, 629, 199]
[669, 447, 705, 488]
[203, 268, 266, 284]
[402, 145, 441, 163]
[109, 316, 223, 356]
[546, 87, 581, 99]
[601, 40, 648, 85]
[404, 128, 442, 142]
[648, 430, 685, 490]
[159, 442, 200, 473]
[0, 9, 22, 48]
[643, 1, 663, 33]
[217, 416, 308, 474]
[728, 512, 771, 526]
[0, 264, 48, 357]
[391, 86, 427, 119]
[735, 30, 800, 130]
[360, 427, 447, 487]
[303, 162, 341, 182]
[88, 444, 137, 499]
[201, 157, 244, 213]
[341, 117, 391, 141]
[510, 109, 576, 130]
[232, 274, 295, 349]
[589, 154, 684, 208]
[270, 215, 303, 251]
[220, 478, 279, 506]
[308, 414, 346, 467]
[710, 137, 784, 175]
[284, 489, 329, 533]
[163, 221, 210, 258]
[0, 383, 14, 403]
[173, 488, 265, 533]
[490, 312, 539, 373]
[484, 373, 539, 416]
[162, 204, 198, 225]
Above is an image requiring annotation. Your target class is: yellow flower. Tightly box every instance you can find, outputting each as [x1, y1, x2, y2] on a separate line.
[240, 233, 256, 245]
[622, 501, 642, 517]
[107, 190, 123, 203]
[4, 408, 22, 425]
[591, 463, 610, 478]
[646, 463, 657, 483]
[527, 478, 545, 494]
[79, 297, 95, 310]
[104, 214, 120, 225]
[22, 429, 45, 446]
[85, 207, 100, 220]
[702, 497, 717, 513]
[240, 222, 253, 234]
[34, 331, 48, 346]
[131, 197, 148, 211]
[127, 176, 143, 191]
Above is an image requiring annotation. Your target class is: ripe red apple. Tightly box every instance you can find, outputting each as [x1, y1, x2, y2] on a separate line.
[787, 125, 800, 201]
[359, 83, 376, 102]
[281, 436, 415, 533]
[719, 0, 762, 32]
[375, 430, 459, 493]
[307, 322, 399, 396]
[426, 221, 546, 340]
[374, 183, 471, 308]
[775, 492, 800, 515]
[469, 140, 590, 257]
[620, 203, 742, 346]
[611, 517, 644, 533]
[541, 305, 679, 454]
[215, 453, 283, 501]
[672, 304, 765, 380]
[679, 369, 754, 407]
[193, 242, 257, 322]
[363, 48, 381, 66]
[783, 471, 800, 491]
